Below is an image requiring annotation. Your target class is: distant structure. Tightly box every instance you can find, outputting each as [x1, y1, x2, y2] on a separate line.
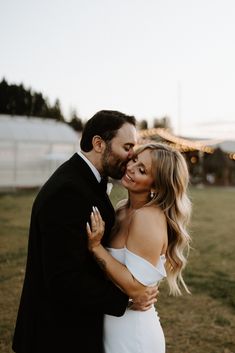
[0, 115, 80, 189]
[138, 128, 235, 186]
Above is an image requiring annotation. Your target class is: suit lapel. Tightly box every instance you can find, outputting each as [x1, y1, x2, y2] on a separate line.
[68, 153, 101, 191]
[69, 154, 113, 207]
[68, 154, 115, 244]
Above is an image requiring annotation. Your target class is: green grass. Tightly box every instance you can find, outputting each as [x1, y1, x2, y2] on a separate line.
[0, 185, 235, 353]
[155, 186, 235, 353]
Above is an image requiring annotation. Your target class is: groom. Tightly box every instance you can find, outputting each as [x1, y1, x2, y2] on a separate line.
[12, 110, 158, 353]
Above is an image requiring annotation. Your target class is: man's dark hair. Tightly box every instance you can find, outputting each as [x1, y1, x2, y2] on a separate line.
[80, 110, 136, 152]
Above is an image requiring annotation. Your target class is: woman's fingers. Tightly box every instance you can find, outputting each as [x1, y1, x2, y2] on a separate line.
[96, 207, 105, 231]
[87, 207, 105, 238]
[93, 206, 102, 225]
[89, 207, 101, 232]
[92, 206, 103, 228]
[90, 211, 96, 230]
[86, 222, 91, 236]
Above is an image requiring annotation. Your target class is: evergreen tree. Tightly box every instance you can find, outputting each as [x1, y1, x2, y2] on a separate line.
[0, 78, 8, 114]
[153, 116, 171, 129]
[138, 119, 148, 130]
[68, 109, 83, 131]
[0, 78, 65, 121]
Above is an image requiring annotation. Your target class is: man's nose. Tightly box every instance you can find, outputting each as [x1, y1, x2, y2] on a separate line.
[127, 148, 134, 159]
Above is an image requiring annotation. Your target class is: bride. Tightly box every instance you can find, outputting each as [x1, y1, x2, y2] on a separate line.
[86, 143, 191, 353]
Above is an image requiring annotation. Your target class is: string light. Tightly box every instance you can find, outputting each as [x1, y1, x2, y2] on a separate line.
[229, 153, 235, 160]
[138, 128, 234, 158]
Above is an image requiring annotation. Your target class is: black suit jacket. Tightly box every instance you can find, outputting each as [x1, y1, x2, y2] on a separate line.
[12, 153, 128, 353]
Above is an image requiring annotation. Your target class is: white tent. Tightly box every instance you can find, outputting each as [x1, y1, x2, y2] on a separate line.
[0, 115, 80, 188]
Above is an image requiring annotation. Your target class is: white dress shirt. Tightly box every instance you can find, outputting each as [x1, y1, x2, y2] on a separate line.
[76, 151, 113, 195]
[77, 151, 101, 183]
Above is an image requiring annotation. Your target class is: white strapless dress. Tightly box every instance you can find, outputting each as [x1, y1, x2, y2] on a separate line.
[104, 247, 166, 353]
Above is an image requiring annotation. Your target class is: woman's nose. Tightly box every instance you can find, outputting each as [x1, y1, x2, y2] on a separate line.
[127, 162, 134, 173]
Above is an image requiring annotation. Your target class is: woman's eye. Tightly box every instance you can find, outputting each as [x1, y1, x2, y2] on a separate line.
[139, 168, 145, 174]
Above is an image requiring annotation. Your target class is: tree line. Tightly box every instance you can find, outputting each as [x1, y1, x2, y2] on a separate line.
[0, 78, 83, 132]
[0, 78, 171, 132]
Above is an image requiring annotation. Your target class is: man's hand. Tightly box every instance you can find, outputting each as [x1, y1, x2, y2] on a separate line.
[130, 286, 159, 311]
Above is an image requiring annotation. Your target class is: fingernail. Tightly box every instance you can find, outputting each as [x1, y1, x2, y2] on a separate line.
[95, 206, 99, 212]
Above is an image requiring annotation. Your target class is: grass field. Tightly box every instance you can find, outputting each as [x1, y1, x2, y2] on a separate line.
[0, 185, 235, 353]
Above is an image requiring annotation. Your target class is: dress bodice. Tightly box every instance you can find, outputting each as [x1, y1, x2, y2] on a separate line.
[104, 247, 166, 352]
[107, 247, 166, 286]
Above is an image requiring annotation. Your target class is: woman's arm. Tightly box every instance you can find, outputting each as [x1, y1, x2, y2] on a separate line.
[86, 206, 166, 300]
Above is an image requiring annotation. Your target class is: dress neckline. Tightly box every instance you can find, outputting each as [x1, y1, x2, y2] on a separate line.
[107, 246, 166, 258]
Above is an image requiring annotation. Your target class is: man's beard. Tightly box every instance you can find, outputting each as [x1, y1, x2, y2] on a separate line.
[101, 144, 128, 180]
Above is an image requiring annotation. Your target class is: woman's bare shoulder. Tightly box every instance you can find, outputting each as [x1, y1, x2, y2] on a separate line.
[134, 205, 166, 225]
[128, 206, 167, 244]
[127, 206, 167, 264]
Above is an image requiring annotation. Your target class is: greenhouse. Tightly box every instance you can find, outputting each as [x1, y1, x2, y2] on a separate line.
[0, 115, 80, 189]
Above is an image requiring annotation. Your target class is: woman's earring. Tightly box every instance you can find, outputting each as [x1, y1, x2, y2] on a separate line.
[150, 190, 154, 199]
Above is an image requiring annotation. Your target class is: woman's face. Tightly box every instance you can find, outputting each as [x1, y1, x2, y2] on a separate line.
[121, 149, 154, 193]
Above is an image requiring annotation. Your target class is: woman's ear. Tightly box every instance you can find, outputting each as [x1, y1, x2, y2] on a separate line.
[92, 135, 106, 153]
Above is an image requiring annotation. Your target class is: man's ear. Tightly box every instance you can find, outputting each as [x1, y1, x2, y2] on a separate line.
[92, 135, 106, 153]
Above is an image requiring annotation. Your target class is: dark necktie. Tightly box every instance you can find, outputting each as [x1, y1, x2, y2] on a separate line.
[99, 176, 108, 193]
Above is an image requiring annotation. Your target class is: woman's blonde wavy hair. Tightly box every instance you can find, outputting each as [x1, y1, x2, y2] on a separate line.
[134, 142, 192, 296]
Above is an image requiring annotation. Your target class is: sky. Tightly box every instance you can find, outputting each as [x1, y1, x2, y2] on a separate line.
[1, 0, 235, 140]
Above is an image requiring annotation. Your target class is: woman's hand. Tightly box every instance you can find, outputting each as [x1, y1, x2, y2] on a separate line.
[86, 206, 105, 251]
